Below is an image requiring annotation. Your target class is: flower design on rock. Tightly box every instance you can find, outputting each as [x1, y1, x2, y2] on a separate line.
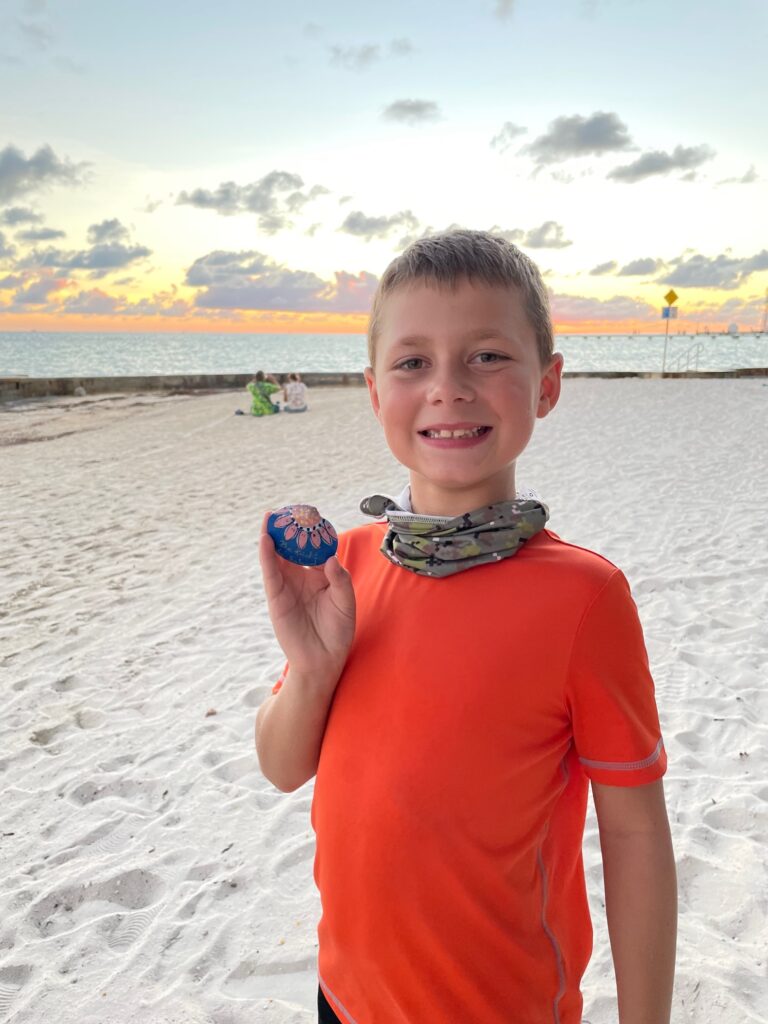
[268, 504, 339, 565]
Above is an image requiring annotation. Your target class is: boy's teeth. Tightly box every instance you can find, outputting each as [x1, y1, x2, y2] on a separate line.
[426, 427, 484, 439]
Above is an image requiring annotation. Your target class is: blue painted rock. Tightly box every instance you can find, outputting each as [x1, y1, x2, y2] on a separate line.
[267, 504, 339, 566]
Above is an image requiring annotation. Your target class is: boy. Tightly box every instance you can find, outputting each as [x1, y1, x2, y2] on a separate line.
[256, 230, 676, 1024]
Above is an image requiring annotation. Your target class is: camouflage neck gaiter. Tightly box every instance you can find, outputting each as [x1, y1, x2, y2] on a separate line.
[359, 493, 549, 578]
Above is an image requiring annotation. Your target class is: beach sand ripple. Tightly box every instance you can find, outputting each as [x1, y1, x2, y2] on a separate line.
[1, 382, 766, 1023]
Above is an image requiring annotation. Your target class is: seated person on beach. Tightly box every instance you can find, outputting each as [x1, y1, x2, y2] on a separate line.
[247, 370, 281, 416]
[283, 372, 308, 413]
[256, 230, 677, 1024]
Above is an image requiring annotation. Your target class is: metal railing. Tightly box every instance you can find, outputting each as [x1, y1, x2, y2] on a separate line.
[669, 341, 704, 373]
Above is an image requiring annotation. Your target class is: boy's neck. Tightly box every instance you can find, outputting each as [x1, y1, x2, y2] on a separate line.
[408, 470, 517, 517]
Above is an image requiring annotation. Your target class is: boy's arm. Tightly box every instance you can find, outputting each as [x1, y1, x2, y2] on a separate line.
[256, 520, 355, 792]
[256, 671, 338, 792]
[592, 779, 677, 1024]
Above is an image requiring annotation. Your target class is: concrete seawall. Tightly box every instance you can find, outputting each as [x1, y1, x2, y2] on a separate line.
[1, 367, 767, 403]
[0, 372, 364, 403]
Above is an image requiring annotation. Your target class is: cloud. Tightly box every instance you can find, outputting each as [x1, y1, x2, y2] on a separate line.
[60, 288, 119, 315]
[382, 99, 440, 125]
[186, 250, 327, 309]
[17, 18, 54, 49]
[490, 122, 527, 153]
[389, 38, 414, 56]
[317, 271, 379, 312]
[523, 111, 632, 165]
[494, 0, 515, 17]
[339, 209, 420, 241]
[718, 165, 758, 186]
[185, 249, 377, 313]
[23, 241, 152, 277]
[330, 44, 380, 71]
[391, 221, 573, 259]
[329, 38, 414, 70]
[12, 272, 68, 305]
[176, 171, 328, 232]
[608, 144, 715, 183]
[0, 231, 16, 259]
[551, 292, 656, 322]
[0, 206, 42, 226]
[618, 257, 664, 276]
[664, 249, 768, 290]
[87, 218, 129, 244]
[15, 226, 66, 242]
[590, 260, 618, 275]
[0, 274, 23, 289]
[56, 286, 191, 318]
[52, 55, 87, 75]
[520, 220, 572, 249]
[481, 221, 571, 249]
[397, 222, 570, 251]
[0, 144, 87, 203]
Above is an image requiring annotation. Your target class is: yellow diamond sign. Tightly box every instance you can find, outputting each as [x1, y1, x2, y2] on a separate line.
[665, 289, 678, 305]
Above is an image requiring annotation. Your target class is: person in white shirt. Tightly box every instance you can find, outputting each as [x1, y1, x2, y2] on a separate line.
[283, 373, 308, 413]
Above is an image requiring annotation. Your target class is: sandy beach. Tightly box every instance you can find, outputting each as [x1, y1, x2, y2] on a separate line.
[1, 379, 766, 1024]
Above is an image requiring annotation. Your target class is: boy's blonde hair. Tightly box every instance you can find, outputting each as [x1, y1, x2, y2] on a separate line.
[367, 229, 554, 367]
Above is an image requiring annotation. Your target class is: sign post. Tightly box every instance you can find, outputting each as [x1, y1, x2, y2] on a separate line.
[661, 289, 679, 373]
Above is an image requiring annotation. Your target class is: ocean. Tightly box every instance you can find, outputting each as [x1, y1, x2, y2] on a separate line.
[0, 330, 766, 378]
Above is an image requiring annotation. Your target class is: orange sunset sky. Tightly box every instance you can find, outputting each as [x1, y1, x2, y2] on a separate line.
[1, 0, 766, 339]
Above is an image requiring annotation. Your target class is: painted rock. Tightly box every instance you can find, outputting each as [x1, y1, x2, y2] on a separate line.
[267, 504, 339, 566]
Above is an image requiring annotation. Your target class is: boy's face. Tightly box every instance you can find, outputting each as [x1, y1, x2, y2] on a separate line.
[365, 279, 562, 515]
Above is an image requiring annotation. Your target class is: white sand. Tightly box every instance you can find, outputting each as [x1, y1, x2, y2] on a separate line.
[1, 380, 766, 1024]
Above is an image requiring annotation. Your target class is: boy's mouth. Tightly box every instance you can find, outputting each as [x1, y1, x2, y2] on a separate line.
[419, 425, 490, 439]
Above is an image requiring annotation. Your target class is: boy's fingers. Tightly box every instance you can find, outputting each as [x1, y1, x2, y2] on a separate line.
[258, 530, 283, 595]
[324, 557, 355, 614]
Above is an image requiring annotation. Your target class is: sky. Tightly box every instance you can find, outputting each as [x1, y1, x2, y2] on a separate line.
[1, 0, 766, 335]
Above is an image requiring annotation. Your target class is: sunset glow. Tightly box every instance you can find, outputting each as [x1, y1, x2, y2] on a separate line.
[1, 0, 766, 339]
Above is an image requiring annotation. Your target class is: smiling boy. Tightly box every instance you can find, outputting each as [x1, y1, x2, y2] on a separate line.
[256, 230, 677, 1024]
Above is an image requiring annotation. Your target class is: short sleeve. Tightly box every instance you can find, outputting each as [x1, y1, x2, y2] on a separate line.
[566, 569, 667, 787]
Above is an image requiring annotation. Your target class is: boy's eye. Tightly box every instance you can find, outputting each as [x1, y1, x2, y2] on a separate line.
[396, 357, 425, 370]
[472, 352, 508, 364]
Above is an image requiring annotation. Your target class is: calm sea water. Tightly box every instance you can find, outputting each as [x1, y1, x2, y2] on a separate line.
[0, 331, 766, 377]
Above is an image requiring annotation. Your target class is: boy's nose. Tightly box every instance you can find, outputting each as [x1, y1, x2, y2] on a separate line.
[425, 367, 475, 403]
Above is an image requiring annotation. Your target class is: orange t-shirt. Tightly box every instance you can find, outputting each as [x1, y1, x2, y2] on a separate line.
[274, 525, 666, 1024]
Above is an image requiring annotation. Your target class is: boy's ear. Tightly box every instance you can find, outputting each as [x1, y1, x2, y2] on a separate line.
[364, 366, 381, 420]
[536, 353, 564, 419]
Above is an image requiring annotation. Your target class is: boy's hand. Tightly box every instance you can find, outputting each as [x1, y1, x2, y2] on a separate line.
[259, 512, 356, 685]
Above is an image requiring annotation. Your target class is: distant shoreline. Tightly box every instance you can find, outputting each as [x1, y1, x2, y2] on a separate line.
[2, 367, 767, 405]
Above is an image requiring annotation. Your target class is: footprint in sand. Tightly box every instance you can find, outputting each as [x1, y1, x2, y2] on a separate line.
[29, 722, 68, 747]
[674, 730, 705, 753]
[98, 904, 162, 951]
[68, 776, 161, 808]
[704, 798, 764, 839]
[0, 964, 33, 1019]
[47, 815, 143, 867]
[211, 754, 259, 784]
[51, 674, 80, 693]
[28, 868, 164, 940]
